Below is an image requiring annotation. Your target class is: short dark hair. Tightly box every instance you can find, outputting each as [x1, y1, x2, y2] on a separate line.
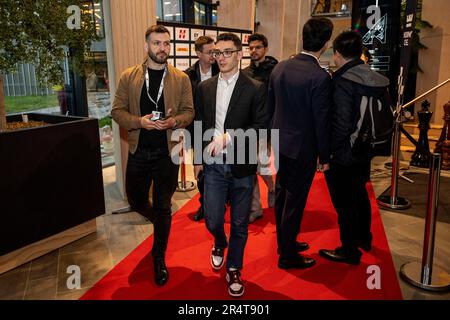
[145, 25, 170, 41]
[302, 18, 333, 52]
[216, 32, 242, 50]
[333, 31, 363, 60]
[248, 33, 268, 47]
[362, 46, 372, 61]
[195, 35, 214, 52]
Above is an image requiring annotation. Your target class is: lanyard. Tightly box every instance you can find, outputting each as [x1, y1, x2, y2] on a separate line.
[145, 67, 167, 111]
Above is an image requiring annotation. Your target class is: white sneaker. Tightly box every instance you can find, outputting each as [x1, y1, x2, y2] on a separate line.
[226, 269, 244, 297]
[210, 246, 225, 270]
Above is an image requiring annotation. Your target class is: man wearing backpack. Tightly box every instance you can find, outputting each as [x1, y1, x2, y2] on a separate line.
[319, 31, 391, 265]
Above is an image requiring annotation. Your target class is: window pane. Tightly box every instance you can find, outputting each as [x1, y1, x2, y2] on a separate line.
[163, 0, 182, 22]
[194, 2, 207, 25]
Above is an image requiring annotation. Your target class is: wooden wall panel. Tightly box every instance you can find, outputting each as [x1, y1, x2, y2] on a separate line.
[417, 0, 450, 125]
[108, 0, 156, 198]
[217, 0, 255, 31]
[257, 0, 285, 61]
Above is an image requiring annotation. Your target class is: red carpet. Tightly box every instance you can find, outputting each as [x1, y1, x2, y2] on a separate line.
[81, 173, 403, 300]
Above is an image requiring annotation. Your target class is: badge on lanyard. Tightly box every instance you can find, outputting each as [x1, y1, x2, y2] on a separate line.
[145, 67, 167, 112]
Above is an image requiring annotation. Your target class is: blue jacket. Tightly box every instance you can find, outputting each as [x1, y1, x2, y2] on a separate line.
[269, 53, 331, 163]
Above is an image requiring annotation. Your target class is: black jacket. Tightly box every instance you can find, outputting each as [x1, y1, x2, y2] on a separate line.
[242, 56, 278, 89]
[184, 60, 220, 105]
[331, 59, 390, 166]
[194, 72, 268, 178]
[184, 61, 220, 137]
[269, 53, 331, 163]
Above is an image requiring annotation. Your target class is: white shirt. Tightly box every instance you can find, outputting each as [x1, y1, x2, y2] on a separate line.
[200, 66, 212, 82]
[300, 51, 320, 64]
[215, 71, 239, 139]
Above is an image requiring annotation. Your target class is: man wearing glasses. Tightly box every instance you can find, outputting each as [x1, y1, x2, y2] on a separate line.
[243, 33, 278, 224]
[185, 36, 220, 222]
[111, 25, 194, 287]
[194, 33, 267, 297]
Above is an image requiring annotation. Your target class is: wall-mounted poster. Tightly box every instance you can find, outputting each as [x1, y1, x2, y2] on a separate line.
[168, 58, 175, 67]
[242, 33, 251, 45]
[166, 26, 174, 40]
[175, 59, 190, 71]
[205, 29, 218, 42]
[175, 27, 189, 41]
[175, 43, 190, 56]
[191, 28, 204, 41]
[191, 43, 197, 56]
[158, 21, 252, 70]
[243, 46, 251, 58]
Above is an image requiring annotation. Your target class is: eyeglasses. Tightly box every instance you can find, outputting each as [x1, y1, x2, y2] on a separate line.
[249, 45, 265, 51]
[212, 50, 240, 59]
[201, 50, 214, 56]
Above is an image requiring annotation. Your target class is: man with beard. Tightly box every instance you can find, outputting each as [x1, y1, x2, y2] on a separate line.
[111, 25, 194, 286]
[242, 33, 278, 223]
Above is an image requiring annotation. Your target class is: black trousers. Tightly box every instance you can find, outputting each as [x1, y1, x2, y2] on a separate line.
[275, 153, 316, 259]
[198, 170, 205, 209]
[126, 147, 179, 259]
[325, 159, 372, 254]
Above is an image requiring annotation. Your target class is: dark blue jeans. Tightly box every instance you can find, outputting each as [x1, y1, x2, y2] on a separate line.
[203, 164, 254, 270]
[126, 147, 179, 259]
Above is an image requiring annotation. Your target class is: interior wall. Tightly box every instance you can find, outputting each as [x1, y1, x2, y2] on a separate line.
[416, 0, 450, 125]
[258, 0, 350, 63]
[216, 0, 255, 31]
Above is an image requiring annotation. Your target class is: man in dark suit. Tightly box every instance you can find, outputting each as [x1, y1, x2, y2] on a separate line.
[193, 33, 267, 297]
[269, 18, 333, 269]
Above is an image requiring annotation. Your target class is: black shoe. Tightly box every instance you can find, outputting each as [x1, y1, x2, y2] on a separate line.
[193, 208, 204, 221]
[319, 247, 362, 265]
[154, 258, 169, 286]
[277, 242, 310, 255]
[278, 255, 316, 269]
[358, 241, 372, 252]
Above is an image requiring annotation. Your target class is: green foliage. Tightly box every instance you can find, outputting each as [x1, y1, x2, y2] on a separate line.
[0, 0, 99, 86]
[98, 116, 112, 128]
[4, 94, 58, 113]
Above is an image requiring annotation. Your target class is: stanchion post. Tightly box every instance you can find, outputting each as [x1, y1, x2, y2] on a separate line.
[421, 153, 441, 284]
[377, 112, 411, 209]
[176, 131, 196, 192]
[377, 78, 450, 210]
[399, 153, 450, 291]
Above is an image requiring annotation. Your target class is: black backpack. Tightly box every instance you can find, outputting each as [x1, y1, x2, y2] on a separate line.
[351, 89, 394, 157]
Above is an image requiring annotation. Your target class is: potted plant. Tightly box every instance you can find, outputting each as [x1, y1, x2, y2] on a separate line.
[0, 0, 105, 274]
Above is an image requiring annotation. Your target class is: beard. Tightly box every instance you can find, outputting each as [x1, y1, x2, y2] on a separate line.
[149, 50, 168, 64]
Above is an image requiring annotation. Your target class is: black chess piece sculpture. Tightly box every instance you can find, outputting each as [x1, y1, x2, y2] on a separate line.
[410, 100, 432, 168]
[434, 101, 450, 170]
